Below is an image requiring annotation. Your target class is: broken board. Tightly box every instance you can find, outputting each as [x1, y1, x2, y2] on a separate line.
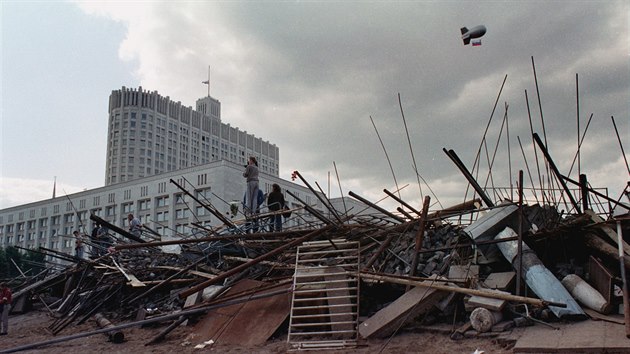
[190, 279, 291, 346]
[358, 279, 447, 338]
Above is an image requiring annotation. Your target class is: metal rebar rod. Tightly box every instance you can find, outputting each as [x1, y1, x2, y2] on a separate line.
[531, 56, 552, 198]
[576, 73, 581, 177]
[286, 190, 333, 225]
[533, 133, 581, 214]
[293, 170, 342, 224]
[398, 93, 424, 200]
[507, 104, 513, 201]
[525, 89, 545, 205]
[516, 170, 524, 296]
[332, 161, 349, 218]
[568, 113, 594, 177]
[370, 115, 401, 200]
[169, 178, 236, 228]
[611, 116, 630, 177]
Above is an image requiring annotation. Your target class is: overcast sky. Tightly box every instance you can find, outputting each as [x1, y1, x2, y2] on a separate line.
[1, 1, 628, 213]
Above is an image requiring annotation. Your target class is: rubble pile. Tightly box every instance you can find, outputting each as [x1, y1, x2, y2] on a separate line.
[1, 170, 629, 352]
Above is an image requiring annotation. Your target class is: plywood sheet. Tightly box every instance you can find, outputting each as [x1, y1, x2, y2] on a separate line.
[191, 279, 291, 346]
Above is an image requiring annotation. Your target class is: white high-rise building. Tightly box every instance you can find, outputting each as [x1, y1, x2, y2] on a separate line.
[105, 87, 279, 185]
[0, 87, 331, 260]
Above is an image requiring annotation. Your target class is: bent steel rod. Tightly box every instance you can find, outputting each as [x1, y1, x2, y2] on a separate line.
[533, 133, 581, 214]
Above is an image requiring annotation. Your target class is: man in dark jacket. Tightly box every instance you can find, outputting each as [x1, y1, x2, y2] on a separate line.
[0, 282, 12, 335]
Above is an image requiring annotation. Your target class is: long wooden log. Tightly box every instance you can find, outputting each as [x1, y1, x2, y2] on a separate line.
[616, 222, 630, 338]
[114, 229, 312, 250]
[584, 232, 630, 269]
[94, 313, 124, 343]
[360, 271, 567, 308]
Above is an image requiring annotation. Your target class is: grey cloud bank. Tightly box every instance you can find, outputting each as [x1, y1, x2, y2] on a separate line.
[1, 1, 628, 210]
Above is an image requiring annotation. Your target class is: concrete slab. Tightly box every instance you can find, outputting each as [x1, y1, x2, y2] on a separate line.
[513, 319, 630, 353]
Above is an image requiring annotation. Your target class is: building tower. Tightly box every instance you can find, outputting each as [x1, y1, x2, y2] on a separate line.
[105, 87, 279, 185]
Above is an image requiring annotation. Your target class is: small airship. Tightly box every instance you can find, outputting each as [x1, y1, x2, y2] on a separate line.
[461, 25, 486, 45]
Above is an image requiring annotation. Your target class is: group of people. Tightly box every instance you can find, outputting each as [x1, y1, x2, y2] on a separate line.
[72, 214, 143, 259]
[243, 156, 286, 232]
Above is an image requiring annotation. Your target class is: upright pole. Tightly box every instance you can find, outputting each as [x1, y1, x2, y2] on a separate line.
[516, 170, 524, 296]
[616, 221, 630, 338]
[580, 174, 589, 212]
[408, 196, 431, 288]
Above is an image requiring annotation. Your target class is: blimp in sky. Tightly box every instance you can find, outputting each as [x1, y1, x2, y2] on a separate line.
[461, 25, 487, 45]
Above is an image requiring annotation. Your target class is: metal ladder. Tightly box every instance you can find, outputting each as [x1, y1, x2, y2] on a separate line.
[287, 239, 360, 350]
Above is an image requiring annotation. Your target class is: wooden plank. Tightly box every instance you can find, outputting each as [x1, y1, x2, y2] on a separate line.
[448, 264, 479, 283]
[358, 279, 447, 338]
[191, 279, 291, 347]
[584, 308, 625, 325]
[588, 256, 613, 304]
[482, 271, 515, 290]
[467, 295, 507, 311]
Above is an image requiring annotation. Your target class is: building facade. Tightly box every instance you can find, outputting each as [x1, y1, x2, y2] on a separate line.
[0, 160, 324, 257]
[105, 87, 279, 185]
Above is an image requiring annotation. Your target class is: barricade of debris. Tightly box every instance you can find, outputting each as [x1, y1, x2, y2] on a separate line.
[1, 165, 629, 353]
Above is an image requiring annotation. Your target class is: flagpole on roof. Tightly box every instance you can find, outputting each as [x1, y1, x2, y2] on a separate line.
[52, 176, 56, 199]
[202, 65, 210, 97]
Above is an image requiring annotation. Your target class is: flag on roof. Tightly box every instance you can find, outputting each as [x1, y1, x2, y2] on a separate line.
[202, 80, 209, 84]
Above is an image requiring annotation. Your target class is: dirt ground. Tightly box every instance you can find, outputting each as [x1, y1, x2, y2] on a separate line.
[0, 310, 516, 354]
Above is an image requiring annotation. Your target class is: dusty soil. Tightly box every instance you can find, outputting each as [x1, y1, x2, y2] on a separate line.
[0, 310, 516, 353]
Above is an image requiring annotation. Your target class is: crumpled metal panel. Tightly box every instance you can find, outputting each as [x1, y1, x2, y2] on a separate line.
[495, 227, 586, 319]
